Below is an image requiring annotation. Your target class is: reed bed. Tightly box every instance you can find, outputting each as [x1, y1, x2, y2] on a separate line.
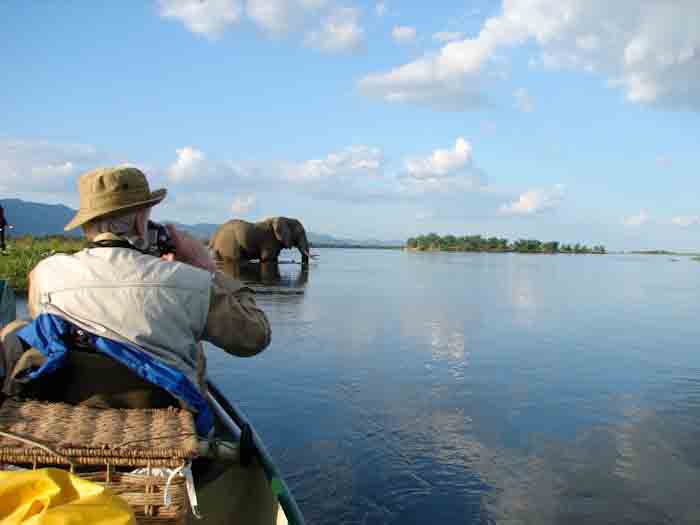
[0, 236, 86, 292]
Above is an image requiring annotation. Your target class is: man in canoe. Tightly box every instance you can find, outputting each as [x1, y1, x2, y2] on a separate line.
[0, 166, 271, 436]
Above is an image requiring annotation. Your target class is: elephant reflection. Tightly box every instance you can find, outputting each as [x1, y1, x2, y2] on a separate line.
[209, 217, 315, 265]
[219, 260, 309, 288]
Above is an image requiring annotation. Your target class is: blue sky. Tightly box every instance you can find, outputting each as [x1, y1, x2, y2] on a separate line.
[1, 1, 698, 249]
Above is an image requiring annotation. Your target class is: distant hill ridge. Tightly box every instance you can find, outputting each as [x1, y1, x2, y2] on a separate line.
[0, 198, 403, 247]
[0, 198, 81, 237]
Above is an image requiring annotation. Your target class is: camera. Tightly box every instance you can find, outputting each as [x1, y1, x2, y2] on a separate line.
[146, 221, 177, 257]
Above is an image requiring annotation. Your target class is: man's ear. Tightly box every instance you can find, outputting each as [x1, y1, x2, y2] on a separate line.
[135, 208, 151, 238]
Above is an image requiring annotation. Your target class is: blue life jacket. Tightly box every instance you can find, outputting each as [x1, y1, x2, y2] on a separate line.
[16, 313, 214, 435]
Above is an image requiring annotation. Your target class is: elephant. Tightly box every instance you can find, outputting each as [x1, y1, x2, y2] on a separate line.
[209, 217, 314, 265]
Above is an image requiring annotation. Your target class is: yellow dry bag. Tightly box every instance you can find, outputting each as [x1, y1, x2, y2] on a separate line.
[0, 467, 135, 525]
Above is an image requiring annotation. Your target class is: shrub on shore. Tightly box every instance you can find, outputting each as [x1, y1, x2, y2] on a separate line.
[0, 236, 86, 291]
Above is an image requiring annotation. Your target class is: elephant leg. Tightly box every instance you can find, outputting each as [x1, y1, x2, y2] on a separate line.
[210, 247, 225, 262]
[260, 262, 281, 284]
[295, 267, 309, 287]
[228, 244, 243, 261]
[259, 248, 280, 263]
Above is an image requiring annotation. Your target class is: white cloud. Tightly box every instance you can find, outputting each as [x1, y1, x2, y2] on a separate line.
[305, 7, 364, 53]
[623, 210, 649, 227]
[359, 0, 700, 111]
[246, 0, 297, 34]
[0, 139, 104, 193]
[161, 142, 486, 203]
[375, 2, 386, 17]
[231, 193, 258, 215]
[160, 0, 365, 53]
[514, 88, 534, 112]
[392, 26, 416, 45]
[158, 0, 242, 38]
[159, 144, 388, 202]
[405, 138, 472, 179]
[433, 31, 464, 44]
[167, 146, 207, 181]
[499, 185, 564, 215]
[287, 145, 383, 181]
[246, 0, 327, 35]
[281, 145, 395, 202]
[576, 34, 600, 51]
[31, 161, 75, 178]
[163, 147, 268, 193]
[401, 138, 485, 194]
[671, 216, 700, 227]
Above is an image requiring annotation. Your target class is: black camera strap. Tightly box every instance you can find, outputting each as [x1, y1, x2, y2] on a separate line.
[87, 239, 149, 254]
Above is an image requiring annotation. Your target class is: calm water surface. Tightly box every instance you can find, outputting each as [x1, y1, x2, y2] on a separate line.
[19, 250, 700, 523]
[209, 249, 700, 525]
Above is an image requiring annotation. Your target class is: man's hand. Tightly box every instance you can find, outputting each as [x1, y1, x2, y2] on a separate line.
[163, 224, 216, 272]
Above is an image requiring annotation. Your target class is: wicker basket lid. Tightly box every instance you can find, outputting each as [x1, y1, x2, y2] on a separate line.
[0, 399, 199, 468]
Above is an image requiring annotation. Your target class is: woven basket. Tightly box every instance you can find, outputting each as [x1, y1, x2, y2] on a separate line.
[81, 470, 189, 525]
[0, 399, 199, 524]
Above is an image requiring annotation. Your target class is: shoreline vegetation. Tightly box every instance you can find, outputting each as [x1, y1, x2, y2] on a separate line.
[406, 234, 606, 254]
[3, 235, 698, 292]
[0, 236, 86, 292]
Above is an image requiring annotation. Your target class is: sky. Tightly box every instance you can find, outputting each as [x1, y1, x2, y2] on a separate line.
[1, 1, 698, 249]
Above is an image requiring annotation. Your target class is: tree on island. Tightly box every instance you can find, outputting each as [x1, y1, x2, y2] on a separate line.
[406, 234, 605, 254]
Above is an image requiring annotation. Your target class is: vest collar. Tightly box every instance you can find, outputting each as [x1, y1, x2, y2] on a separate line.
[89, 233, 148, 253]
[93, 232, 127, 243]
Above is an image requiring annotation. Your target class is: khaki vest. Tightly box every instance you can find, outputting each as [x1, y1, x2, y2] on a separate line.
[30, 245, 213, 395]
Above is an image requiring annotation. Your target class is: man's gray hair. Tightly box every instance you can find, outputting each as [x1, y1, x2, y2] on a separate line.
[83, 211, 139, 239]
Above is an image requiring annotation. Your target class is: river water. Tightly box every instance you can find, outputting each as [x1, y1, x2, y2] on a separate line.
[15, 249, 700, 523]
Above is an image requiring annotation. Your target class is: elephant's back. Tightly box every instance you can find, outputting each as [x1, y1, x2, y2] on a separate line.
[209, 220, 244, 254]
[211, 220, 250, 240]
[219, 219, 251, 228]
[209, 219, 265, 261]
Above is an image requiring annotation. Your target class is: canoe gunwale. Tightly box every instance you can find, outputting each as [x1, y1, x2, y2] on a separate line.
[206, 380, 306, 525]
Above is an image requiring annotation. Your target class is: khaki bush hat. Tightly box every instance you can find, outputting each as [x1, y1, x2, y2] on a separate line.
[64, 166, 166, 231]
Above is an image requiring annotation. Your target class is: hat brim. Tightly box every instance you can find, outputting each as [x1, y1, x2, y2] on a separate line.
[64, 189, 167, 231]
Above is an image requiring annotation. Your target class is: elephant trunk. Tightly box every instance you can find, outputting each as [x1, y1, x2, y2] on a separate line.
[296, 231, 311, 265]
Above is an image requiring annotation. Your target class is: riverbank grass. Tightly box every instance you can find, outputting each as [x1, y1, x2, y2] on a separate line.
[0, 236, 86, 292]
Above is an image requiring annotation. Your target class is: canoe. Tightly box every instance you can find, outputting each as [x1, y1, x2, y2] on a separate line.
[0, 381, 305, 525]
[0, 279, 16, 329]
[0, 279, 304, 524]
[204, 380, 306, 525]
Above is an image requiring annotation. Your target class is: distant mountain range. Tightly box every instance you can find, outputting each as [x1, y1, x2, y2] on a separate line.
[0, 198, 404, 247]
[0, 199, 81, 237]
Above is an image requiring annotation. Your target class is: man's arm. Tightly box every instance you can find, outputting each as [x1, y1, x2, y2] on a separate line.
[202, 272, 271, 356]
[163, 224, 271, 356]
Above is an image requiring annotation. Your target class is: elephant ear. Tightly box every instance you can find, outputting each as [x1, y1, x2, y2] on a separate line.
[272, 217, 292, 248]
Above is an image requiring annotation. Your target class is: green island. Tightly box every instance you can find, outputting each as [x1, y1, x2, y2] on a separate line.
[406, 234, 606, 254]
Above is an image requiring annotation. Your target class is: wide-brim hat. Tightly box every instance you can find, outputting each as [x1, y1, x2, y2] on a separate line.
[65, 166, 166, 231]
